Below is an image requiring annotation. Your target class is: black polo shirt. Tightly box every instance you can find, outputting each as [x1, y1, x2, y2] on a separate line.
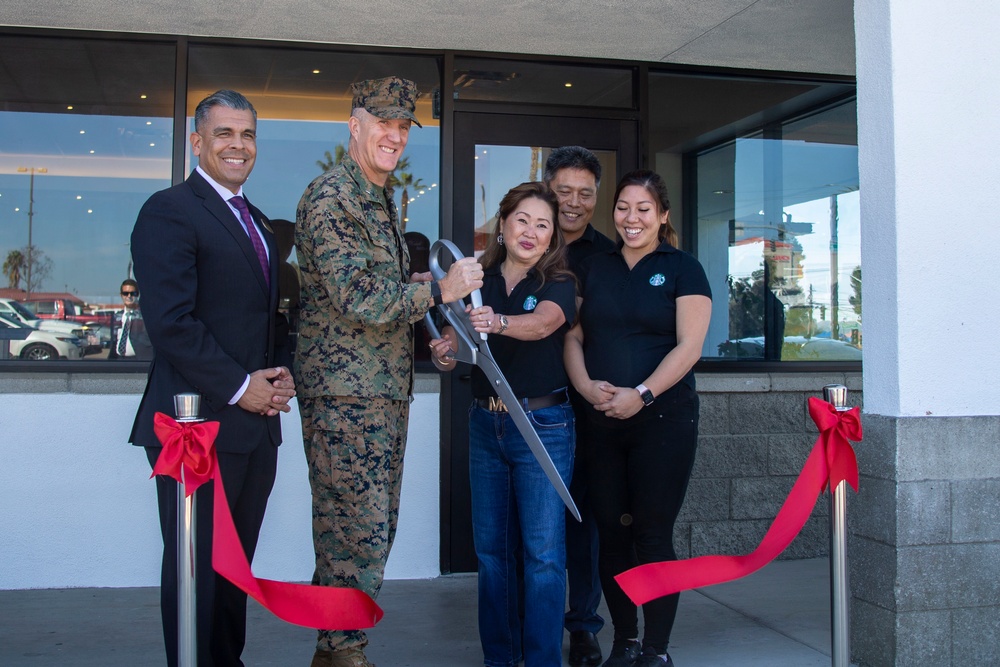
[471, 265, 577, 400]
[566, 224, 617, 277]
[578, 240, 711, 392]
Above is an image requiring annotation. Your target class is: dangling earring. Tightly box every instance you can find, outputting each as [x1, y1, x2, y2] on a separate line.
[497, 233, 504, 244]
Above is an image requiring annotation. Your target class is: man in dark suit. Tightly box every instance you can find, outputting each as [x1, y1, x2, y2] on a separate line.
[107, 278, 153, 360]
[129, 89, 296, 667]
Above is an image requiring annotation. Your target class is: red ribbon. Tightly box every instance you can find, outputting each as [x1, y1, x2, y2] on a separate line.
[614, 396, 862, 606]
[152, 412, 383, 630]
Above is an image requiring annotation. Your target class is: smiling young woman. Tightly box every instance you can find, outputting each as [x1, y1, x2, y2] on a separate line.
[564, 170, 712, 667]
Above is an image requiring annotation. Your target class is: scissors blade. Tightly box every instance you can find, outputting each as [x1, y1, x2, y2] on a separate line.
[477, 346, 581, 522]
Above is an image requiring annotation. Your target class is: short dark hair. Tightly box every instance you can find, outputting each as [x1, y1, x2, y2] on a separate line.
[543, 146, 601, 189]
[194, 90, 257, 133]
[120, 278, 138, 291]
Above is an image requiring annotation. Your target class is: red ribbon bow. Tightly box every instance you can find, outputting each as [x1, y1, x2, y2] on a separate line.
[151, 413, 220, 495]
[151, 412, 383, 630]
[808, 396, 861, 493]
[613, 396, 862, 606]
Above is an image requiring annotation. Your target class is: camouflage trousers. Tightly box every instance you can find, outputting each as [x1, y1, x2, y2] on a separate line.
[300, 395, 409, 653]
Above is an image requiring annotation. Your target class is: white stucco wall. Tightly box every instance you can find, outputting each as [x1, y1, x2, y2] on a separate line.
[856, 0, 1000, 416]
[0, 390, 440, 590]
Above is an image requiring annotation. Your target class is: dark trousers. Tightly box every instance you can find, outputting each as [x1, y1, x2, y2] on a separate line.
[586, 385, 699, 654]
[146, 436, 277, 667]
[564, 400, 604, 634]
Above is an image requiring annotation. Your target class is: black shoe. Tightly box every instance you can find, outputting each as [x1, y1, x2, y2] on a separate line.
[601, 638, 640, 667]
[634, 646, 674, 667]
[569, 630, 603, 666]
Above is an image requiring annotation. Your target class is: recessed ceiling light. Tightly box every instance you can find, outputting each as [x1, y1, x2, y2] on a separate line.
[312, 69, 321, 74]
[140, 94, 147, 99]
[67, 105, 74, 110]
[565, 82, 572, 88]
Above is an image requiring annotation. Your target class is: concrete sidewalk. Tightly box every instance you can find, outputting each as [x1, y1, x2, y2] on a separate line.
[0, 558, 847, 666]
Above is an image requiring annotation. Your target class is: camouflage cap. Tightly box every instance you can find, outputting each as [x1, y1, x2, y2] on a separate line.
[351, 76, 422, 128]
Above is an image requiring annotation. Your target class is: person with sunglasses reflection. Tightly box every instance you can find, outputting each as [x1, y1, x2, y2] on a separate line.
[107, 278, 152, 360]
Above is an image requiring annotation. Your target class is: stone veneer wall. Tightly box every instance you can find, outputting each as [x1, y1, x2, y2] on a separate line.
[675, 371, 863, 560]
[849, 414, 1000, 666]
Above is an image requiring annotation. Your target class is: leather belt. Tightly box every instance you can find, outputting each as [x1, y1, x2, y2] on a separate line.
[475, 389, 568, 413]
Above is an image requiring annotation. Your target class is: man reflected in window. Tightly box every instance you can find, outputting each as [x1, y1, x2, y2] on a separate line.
[107, 278, 152, 359]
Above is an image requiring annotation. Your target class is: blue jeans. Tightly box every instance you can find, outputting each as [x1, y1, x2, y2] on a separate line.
[469, 401, 575, 667]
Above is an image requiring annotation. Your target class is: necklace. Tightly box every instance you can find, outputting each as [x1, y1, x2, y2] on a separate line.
[500, 261, 528, 295]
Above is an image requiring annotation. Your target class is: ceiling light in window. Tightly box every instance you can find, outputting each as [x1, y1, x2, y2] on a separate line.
[150, 143, 156, 147]
[67, 105, 74, 110]
[80, 130, 86, 134]
[89, 150, 95, 154]
[76, 196, 82, 200]
[88, 209, 93, 214]
[146, 121, 152, 125]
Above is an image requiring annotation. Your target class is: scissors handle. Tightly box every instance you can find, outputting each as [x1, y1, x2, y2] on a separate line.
[428, 239, 485, 339]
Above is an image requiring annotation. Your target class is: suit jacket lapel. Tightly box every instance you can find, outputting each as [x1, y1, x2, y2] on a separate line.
[187, 172, 270, 297]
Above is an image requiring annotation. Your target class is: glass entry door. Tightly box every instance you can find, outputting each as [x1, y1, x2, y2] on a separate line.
[441, 112, 638, 573]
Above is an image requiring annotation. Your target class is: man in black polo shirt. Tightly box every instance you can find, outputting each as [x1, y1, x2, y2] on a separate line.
[543, 146, 616, 666]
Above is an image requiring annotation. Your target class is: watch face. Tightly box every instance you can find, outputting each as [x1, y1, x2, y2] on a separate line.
[641, 390, 654, 406]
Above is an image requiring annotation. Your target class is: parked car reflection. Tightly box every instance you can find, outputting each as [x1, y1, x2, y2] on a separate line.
[0, 315, 84, 360]
[718, 335, 861, 361]
[0, 298, 103, 355]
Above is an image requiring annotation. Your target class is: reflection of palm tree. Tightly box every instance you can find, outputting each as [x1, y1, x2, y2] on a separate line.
[3, 250, 24, 289]
[388, 157, 425, 233]
[528, 147, 542, 180]
[316, 143, 347, 172]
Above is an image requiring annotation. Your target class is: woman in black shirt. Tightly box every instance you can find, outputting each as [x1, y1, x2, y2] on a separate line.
[564, 171, 712, 667]
[431, 182, 577, 667]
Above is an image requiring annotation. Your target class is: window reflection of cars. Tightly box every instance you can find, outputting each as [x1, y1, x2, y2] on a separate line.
[0, 315, 83, 360]
[781, 336, 862, 361]
[718, 335, 861, 361]
[717, 336, 765, 359]
[0, 298, 102, 354]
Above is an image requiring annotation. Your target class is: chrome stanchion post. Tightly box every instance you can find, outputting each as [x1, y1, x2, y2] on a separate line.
[823, 383, 850, 667]
[173, 392, 201, 667]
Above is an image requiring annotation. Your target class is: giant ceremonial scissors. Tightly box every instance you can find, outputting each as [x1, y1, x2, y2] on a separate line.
[423, 239, 581, 522]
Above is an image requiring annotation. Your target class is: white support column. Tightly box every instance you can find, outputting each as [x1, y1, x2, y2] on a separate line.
[854, 2, 1000, 664]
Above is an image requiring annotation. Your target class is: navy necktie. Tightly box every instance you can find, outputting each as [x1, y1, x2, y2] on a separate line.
[229, 195, 270, 288]
[117, 311, 131, 356]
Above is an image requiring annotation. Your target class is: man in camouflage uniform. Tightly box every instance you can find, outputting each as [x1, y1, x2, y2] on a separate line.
[295, 76, 483, 667]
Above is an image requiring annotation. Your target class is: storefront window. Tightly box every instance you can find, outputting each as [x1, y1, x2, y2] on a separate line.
[698, 101, 861, 361]
[647, 71, 859, 363]
[0, 35, 175, 360]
